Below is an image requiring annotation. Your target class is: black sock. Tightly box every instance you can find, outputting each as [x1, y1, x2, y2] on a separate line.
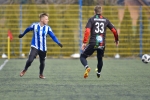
[97, 57, 103, 73]
[39, 60, 45, 75]
[39, 66, 44, 75]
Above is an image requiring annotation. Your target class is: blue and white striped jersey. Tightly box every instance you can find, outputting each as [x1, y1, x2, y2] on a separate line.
[22, 22, 60, 51]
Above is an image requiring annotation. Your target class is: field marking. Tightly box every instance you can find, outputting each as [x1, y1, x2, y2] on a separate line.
[0, 59, 8, 70]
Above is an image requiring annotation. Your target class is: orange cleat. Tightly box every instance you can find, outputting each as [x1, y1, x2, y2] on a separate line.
[84, 67, 91, 79]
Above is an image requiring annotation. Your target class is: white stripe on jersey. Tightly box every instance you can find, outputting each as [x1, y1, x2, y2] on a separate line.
[45, 26, 48, 50]
[39, 27, 43, 51]
[34, 25, 38, 48]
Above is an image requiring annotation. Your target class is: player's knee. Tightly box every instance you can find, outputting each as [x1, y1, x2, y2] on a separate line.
[80, 54, 88, 59]
[26, 60, 32, 66]
[27, 55, 35, 65]
[40, 63, 45, 67]
[41, 61, 45, 65]
[40, 60, 45, 66]
[28, 59, 34, 63]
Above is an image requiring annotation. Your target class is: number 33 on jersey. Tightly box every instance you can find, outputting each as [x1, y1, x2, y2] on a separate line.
[83, 15, 119, 47]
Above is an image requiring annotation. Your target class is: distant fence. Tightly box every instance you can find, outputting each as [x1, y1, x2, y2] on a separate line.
[0, 5, 150, 58]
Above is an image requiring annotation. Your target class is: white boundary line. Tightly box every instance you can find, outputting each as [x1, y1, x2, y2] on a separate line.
[0, 59, 9, 70]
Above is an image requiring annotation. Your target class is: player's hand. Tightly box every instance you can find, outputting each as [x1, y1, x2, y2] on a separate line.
[115, 41, 119, 47]
[81, 43, 86, 50]
[58, 43, 63, 48]
[18, 34, 23, 38]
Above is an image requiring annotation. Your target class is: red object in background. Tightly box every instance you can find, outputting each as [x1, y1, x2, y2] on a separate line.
[7, 30, 13, 41]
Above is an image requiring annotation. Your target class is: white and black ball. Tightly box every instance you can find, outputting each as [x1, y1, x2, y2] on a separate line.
[141, 54, 150, 64]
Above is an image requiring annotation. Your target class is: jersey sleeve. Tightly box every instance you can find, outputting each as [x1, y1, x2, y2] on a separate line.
[22, 23, 34, 36]
[83, 18, 92, 43]
[47, 26, 60, 44]
[85, 18, 92, 28]
[107, 20, 119, 42]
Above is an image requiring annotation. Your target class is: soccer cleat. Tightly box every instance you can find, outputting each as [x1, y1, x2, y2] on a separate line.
[84, 67, 91, 79]
[97, 72, 100, 78]
[39, 74, 46, 79]
[20, 70, 26, 77]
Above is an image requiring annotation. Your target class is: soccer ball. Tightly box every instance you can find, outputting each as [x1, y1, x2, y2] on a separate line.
[141, 54, 150, 64]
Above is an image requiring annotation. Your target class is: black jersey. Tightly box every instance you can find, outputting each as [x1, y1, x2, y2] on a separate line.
[84, 14, 118, 49]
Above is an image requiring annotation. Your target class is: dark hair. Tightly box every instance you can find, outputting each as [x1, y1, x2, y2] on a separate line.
[94, 5, 101, 14]
[39, 13, 48, 19]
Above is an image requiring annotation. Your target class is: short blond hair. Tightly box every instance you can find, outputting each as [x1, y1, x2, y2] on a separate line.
[39, 13, 49, 19]
[94, 5, 102, 14]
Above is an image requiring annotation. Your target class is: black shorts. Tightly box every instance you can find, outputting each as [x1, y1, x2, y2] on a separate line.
[29, 47, 47, 60]
[81, 44, 105, 57]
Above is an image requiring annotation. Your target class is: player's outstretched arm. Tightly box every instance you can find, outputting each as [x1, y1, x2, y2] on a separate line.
[107, 20, 119, 46]
[18, 26, 33, 38]
[48, 28, 63, 48]
[115, 41, 119, 47]
[111, 28, 119, 47]
[58, 43, 63, 48]
[81, 28, 90, 50]
[83, 28, 90, 44]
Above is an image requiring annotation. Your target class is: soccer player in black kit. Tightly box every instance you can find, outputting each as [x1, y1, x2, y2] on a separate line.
[80, 5, 119, 78]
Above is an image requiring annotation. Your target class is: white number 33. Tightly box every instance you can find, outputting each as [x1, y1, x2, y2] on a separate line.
[95, 22, 104, 33]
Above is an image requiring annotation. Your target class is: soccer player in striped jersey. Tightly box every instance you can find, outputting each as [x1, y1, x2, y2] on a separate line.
[80, 6, 119, 78]
[19, 13, 63, 79]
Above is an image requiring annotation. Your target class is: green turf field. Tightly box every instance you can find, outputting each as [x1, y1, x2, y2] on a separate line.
[0, 58, 150, 100]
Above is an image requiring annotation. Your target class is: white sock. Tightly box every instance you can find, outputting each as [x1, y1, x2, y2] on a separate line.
[85, 65, 88, 68]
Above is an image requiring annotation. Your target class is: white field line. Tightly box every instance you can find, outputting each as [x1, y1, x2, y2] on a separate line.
[0, 59, 9, 70]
